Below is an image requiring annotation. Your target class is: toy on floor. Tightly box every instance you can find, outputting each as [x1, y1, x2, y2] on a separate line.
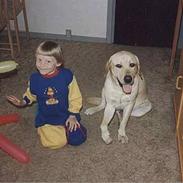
[0, 60, 30, 163]
[0, 61, 18, 79]
[0, 133, 30, 163]
[0, 113, 30, 163]
[0, 115, 30, 163]
[0, 113, 20, 125]
[0, 61, 18, 73]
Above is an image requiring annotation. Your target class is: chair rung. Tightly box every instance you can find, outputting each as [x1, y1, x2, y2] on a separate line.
[0, 43, 18, 46]
[0, 48, 11, 51]
[0, 43, 11, 45]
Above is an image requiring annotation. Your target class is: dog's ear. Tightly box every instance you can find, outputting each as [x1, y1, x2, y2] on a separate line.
[105, 58, 112, 73]
[135, 55, 140, 74]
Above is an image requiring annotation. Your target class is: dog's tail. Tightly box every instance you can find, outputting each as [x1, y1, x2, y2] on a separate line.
[85, 97, 105, 115]
[86, 97, 102, 105]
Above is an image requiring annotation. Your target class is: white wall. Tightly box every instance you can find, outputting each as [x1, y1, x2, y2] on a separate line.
[18, 0, 108, 39]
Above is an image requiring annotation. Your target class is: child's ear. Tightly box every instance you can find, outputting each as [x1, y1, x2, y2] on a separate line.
[57, 63, 62, 67]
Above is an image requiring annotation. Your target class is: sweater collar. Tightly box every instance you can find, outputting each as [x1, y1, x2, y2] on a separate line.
[41, 69, 60, 78]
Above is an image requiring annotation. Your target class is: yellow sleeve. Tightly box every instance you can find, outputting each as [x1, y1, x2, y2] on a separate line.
[23, 82, 37, 105]
[68, 76, 82, 113]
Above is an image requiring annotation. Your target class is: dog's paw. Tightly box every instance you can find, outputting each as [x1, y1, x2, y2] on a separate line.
[118, 134, 129, 144]
[84, 108, 95, 115]
[102, 136, 113, 145]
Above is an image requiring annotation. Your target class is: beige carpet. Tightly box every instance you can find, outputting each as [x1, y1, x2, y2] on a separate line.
[0, 38, 180, 182]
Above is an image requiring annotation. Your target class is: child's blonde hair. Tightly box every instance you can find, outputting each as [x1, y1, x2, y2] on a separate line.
[36, 41, 64, 65]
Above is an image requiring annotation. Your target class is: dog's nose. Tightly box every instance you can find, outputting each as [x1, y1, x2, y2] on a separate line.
[124, 75, 132, 84]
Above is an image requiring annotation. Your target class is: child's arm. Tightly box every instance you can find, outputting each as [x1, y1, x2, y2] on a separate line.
[6, 82, 36, 107]
[66, 76, 82, 132]
[6, 95, 27, 107]
[22, 87, 37, 105]
[68, 76, 82, 113]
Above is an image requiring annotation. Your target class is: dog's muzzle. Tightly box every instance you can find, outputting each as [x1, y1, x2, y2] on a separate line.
[117, 75, 133, 94]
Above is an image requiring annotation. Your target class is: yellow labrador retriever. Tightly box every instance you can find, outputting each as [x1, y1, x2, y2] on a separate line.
[85, 51, 152, 144]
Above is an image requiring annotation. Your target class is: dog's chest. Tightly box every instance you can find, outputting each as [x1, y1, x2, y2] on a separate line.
[116, 95, 132, 109]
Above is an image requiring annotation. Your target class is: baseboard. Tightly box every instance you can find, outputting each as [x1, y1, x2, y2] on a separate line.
[21, 31, 107, 43]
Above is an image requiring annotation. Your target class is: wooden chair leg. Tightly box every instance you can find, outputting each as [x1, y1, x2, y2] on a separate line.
[168, 0, 182, 78]
[22, 0, 30, 40]
[7, 23, 14, 59]
[13, 16, 21, 53]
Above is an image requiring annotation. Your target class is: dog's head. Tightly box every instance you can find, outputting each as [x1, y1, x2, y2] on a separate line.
[106, 51, 140, 94]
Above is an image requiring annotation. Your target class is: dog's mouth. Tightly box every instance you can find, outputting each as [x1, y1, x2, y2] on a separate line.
[117, 78, 133, 94]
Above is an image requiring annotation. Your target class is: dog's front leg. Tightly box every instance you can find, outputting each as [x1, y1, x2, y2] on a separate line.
[100, 104, 115, 144]
[118, 103, 134, 144]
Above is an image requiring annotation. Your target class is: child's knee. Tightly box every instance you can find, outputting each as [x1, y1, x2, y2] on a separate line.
[38, 124, 67, 149]
[67, 124, 87, 146]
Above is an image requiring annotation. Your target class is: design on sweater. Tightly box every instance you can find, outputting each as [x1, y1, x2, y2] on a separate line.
[45, 87, 59, 105]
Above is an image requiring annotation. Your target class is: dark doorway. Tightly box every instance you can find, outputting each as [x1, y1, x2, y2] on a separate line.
[114, 0, 179, 47]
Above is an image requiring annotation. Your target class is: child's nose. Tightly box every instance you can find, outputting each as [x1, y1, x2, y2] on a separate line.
[40, 61, 46, 66]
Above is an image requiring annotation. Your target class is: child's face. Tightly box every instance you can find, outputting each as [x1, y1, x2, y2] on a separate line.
[36, 54, 61, 75]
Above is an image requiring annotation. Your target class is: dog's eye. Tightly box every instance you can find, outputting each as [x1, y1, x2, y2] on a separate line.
[115, 64, 122, 68]
[130, 63, 135, 67]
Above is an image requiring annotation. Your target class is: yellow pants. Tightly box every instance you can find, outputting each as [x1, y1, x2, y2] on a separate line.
[37, 124, 67, 149]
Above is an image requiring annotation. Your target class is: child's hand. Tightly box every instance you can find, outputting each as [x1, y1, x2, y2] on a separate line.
[65, 115, 80, 132]
[6, 95, 26, 107]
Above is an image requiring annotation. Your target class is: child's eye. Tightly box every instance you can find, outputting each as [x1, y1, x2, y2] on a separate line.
[47, 60, 51, 63]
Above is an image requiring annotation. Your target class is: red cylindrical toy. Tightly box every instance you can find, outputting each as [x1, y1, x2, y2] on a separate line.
[0, 133, 30, 163]
[0, 113, 20, 125]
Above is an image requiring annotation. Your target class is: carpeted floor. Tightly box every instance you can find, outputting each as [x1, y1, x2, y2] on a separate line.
[0, 38, 180, 182]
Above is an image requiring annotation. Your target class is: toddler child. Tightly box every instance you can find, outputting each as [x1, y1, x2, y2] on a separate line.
[7, 41, 87, 149]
